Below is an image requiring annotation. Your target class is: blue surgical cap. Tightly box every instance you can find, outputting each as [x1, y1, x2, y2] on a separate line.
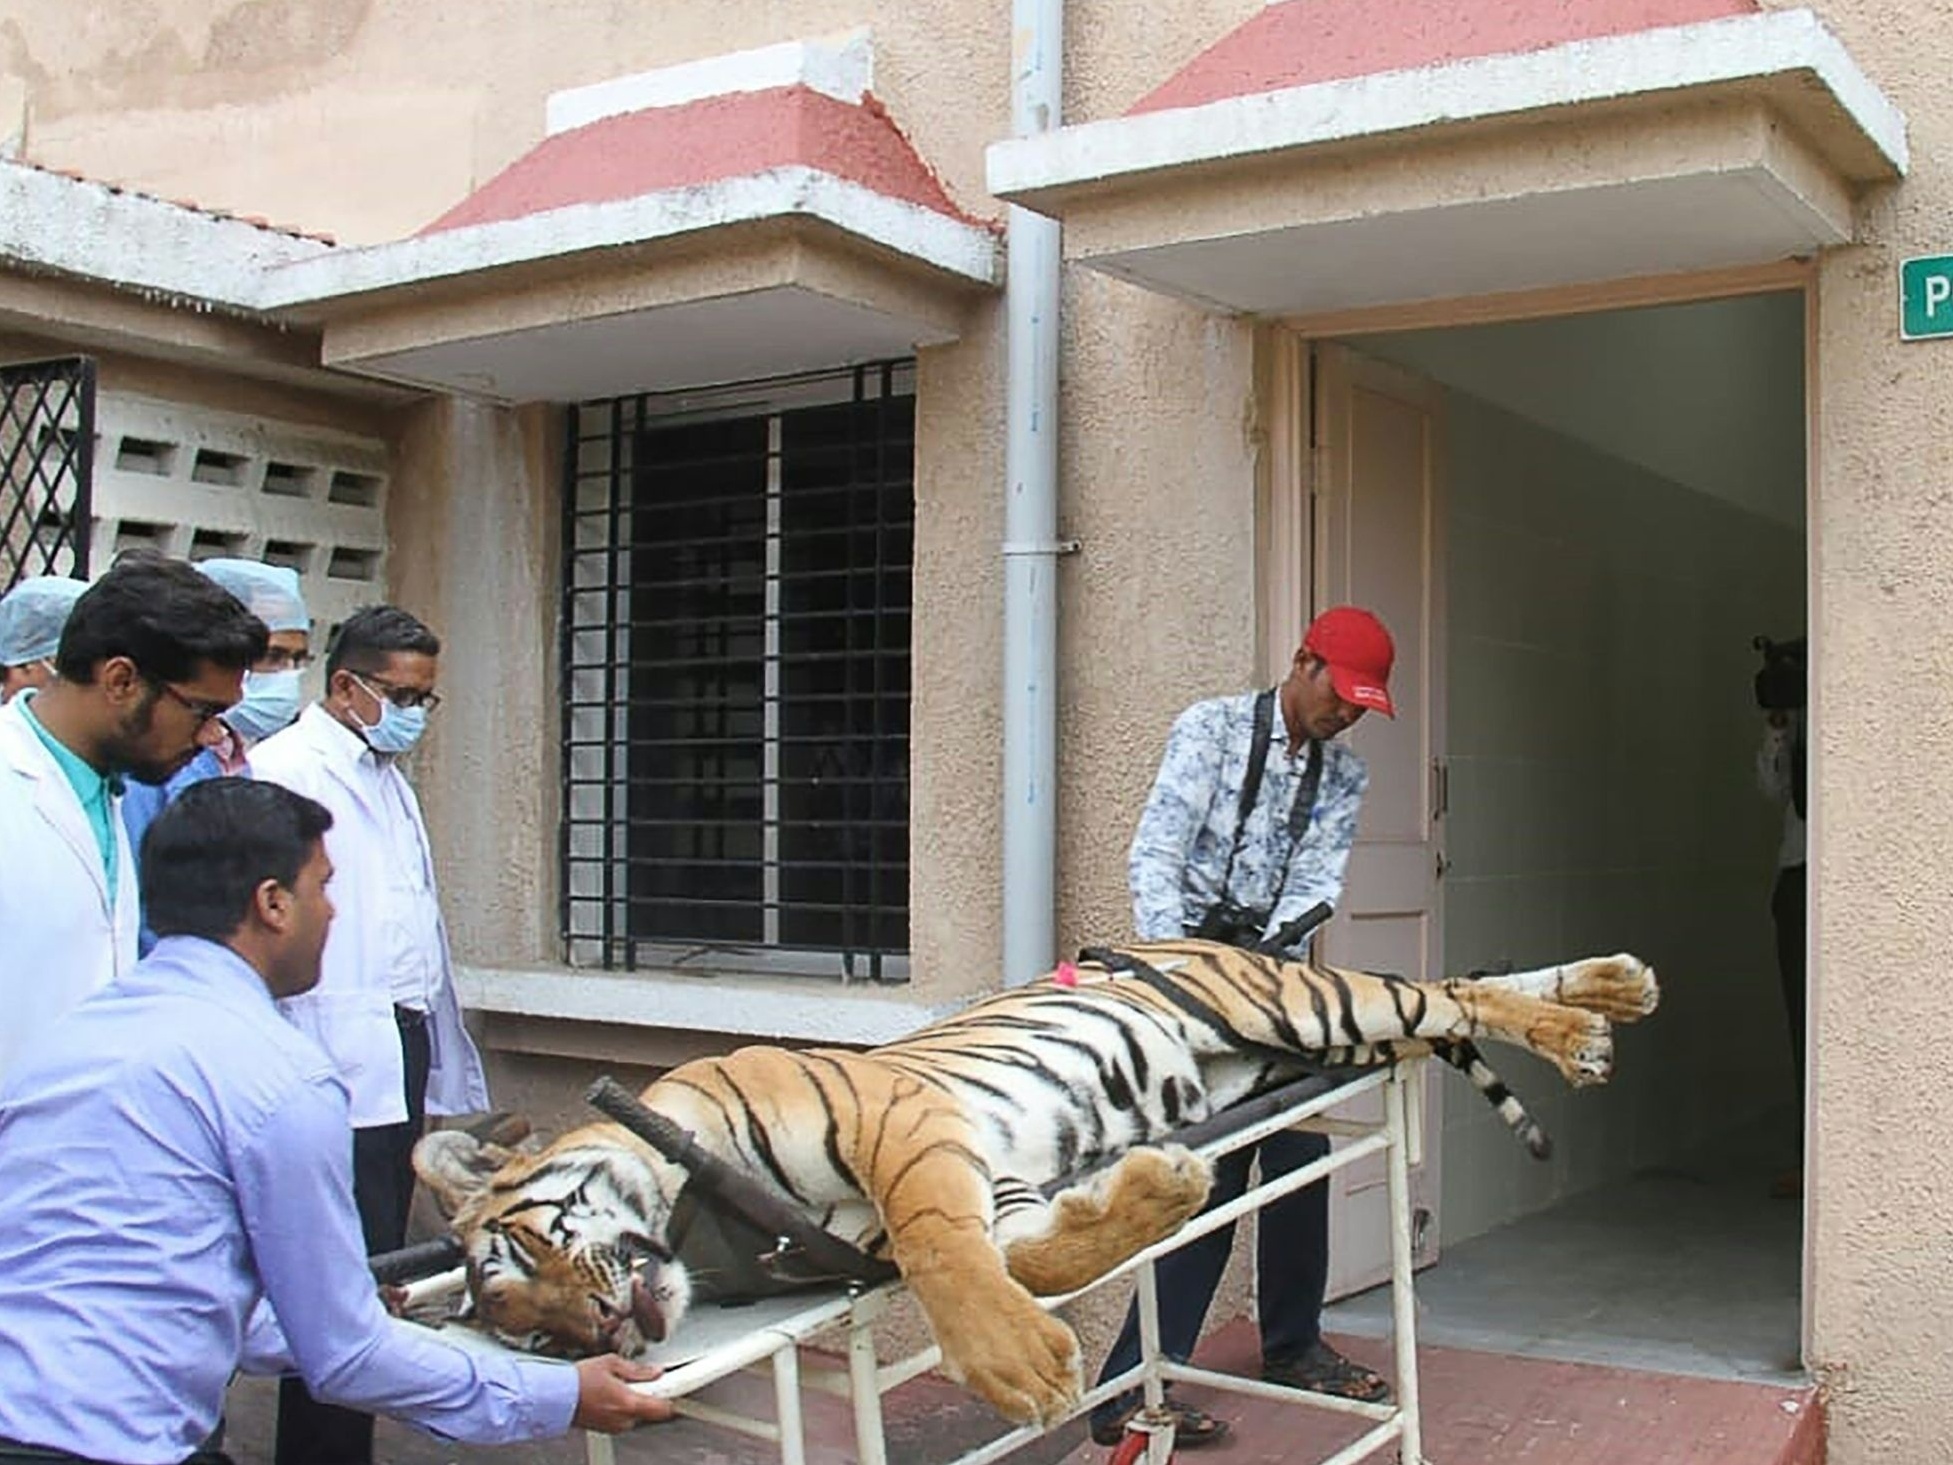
[0, 576, 89, 668]
[197, 558, 310, 634]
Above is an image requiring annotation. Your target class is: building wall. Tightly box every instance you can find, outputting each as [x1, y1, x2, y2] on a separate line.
[1426, 381, 1802, 1244]
[0, 0, 1253, 246]
[1803, 4, 1953, 1458]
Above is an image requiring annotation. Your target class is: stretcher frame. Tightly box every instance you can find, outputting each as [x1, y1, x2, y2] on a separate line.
[406, 1060, 1429, 1465]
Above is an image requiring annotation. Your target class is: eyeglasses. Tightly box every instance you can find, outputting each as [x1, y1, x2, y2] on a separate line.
[158, 682, 232, 727]
[255, 647, 314, 673]
[349, 671, 442, 714]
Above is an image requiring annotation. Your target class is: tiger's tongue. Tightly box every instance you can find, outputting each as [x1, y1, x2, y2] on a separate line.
[630, 1274, 667, 1343]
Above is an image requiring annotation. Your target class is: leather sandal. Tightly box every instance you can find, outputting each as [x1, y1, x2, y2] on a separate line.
[1262, 1340, 1393, 1403]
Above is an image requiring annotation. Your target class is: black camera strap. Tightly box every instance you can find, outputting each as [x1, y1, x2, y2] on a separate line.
[1216, 688, 1324, 909]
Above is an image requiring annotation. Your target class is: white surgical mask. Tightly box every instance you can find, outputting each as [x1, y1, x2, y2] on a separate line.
[223, 669, 304, 744]
[349, 674, 429, 755]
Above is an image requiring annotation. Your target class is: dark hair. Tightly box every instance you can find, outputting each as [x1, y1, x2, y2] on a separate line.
[325, 605, 441, 680]
[142, 778, 333, 941]
[56, 551, 269, 684]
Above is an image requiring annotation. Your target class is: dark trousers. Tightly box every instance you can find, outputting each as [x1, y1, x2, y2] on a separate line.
[275, 1009, 431, 1465]
[1091, 1127, 1330, 1425]
[1773, 863, 1807, 1104]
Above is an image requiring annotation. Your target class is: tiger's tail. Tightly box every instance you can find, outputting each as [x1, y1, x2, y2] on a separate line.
[1434, 1038, 1551, 1159]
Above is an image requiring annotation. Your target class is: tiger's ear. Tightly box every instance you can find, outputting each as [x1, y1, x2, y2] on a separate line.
[414, 1129, 523, 1218]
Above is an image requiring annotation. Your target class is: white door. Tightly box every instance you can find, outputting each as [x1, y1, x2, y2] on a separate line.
[1306, 342, 1447, 1297]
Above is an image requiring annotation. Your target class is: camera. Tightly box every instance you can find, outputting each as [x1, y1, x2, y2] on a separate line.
[1192, 898, 1272, 949]
[1752, 635, 1807, 713]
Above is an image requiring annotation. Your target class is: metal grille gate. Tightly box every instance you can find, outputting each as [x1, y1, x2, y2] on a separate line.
[0, 357, 95, 590]
[562, 362, 914, 981]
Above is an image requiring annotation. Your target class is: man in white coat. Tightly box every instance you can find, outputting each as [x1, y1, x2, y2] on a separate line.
[0, 553, 267, 1079]
[249, 604, 487, 1465]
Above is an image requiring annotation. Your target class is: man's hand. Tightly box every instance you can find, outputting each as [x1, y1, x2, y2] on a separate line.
[572, 1355, 675, 1433]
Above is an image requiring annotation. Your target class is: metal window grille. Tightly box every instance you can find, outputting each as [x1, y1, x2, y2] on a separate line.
[562, 362, 915, 981]
[0, 357, 95, 590]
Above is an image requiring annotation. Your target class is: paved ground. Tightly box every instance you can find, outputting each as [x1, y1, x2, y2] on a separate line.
[219, 1322, 1815, 1465]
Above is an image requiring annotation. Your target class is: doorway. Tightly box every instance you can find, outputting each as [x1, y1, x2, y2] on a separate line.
[1289, 286, 1809, 1382]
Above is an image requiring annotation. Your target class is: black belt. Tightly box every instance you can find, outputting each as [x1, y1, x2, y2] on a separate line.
[0, 1437, 231, 1465]
[0, 1445, 85, 1465]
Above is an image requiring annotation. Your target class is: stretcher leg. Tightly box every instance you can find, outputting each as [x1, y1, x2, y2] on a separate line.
[1384, 1066, 1424, 1465]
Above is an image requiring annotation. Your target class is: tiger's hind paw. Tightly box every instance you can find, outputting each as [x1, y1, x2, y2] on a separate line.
[1560, 953, 1660, 1023]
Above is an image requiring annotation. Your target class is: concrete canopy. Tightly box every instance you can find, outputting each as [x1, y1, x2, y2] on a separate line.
[985, 4, 1905, 317]
[262, 71, 1001, 402]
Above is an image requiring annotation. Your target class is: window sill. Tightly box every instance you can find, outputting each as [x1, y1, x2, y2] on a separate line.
[455, 963, 966, 1046]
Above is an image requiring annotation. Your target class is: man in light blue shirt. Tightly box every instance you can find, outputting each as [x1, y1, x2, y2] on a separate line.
[0, 778, 671, 1464]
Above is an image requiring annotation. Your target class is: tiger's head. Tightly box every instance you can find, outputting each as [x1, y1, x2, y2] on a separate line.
[413, 1129, 692, 1359]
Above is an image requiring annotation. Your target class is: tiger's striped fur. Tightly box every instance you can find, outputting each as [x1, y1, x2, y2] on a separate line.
[415, 941, 1657, 1426]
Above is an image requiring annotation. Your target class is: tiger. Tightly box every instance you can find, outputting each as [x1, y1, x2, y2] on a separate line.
[414, 939, 1658, 1427]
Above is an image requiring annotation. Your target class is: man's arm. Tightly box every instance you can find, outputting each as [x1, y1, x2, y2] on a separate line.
[1129, 702, 1227, 940]
[233, 1076, 666, 1442]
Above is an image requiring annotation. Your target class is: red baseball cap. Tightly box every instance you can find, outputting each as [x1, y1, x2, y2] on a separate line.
[1302, 606, 1396, 718]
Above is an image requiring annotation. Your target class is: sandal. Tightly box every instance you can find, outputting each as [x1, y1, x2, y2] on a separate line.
[1089, 1396, 1232, 1449]
[1261, 1340, 1394, 1403]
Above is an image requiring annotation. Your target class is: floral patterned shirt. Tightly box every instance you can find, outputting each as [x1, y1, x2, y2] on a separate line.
[1129, 688, 1368, 953]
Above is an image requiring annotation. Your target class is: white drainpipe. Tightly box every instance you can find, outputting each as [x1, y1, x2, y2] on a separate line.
[1001, 0, 1068, 985]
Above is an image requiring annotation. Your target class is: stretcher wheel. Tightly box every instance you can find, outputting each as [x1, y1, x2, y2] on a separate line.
[1107, 1430, 1168, 1465]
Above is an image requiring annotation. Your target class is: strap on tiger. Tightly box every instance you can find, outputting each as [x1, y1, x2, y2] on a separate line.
[1076, 945, 1311, 1069]
[584, 1077, 897, 1289]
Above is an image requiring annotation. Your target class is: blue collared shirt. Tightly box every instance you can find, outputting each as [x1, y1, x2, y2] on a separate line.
[0, 936, 579, 1463]
[121, 747, 232, 956]
[1129, 688, 1368, 949]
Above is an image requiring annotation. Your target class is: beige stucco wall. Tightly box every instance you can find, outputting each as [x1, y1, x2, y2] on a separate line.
[1802, 5, 1953, 1459]
[0, 0, 1252, 242]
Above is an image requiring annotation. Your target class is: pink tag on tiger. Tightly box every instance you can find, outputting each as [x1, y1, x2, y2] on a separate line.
[1053, 961, 1080, 988]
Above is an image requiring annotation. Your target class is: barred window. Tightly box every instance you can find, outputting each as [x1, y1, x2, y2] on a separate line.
[562, 363, 914, 981]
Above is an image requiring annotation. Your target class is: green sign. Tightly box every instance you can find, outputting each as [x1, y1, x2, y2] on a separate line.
[1901, 255, 1953, 340]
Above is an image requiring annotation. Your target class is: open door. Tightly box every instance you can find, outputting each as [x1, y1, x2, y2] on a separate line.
[1303, 341, 1448, 1297]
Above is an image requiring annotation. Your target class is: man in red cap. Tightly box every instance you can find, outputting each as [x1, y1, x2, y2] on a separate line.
[1090, 604, 1396, 1448]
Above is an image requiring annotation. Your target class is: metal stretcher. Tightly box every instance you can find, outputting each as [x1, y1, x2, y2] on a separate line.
[391, 1058, 1430, 1465]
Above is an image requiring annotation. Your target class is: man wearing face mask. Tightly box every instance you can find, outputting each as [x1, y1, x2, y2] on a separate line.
[121, 559, 314, 955]
[0, 553, 267, 1080]
[248, 604, 489, 1465]
[0, 575, 89, 704]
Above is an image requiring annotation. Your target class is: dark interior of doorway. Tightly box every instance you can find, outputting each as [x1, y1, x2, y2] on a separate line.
[1322, 290, 1807, 1383]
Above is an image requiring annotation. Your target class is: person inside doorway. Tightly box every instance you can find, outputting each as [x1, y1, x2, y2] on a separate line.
[1753, 633, 1806, 1199]
[1090, 605, 1397, 1448]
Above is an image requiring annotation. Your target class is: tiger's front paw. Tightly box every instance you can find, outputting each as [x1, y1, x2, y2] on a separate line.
[936, 1291, 1082, 1426]
[1550, 1010, 1614, 1087]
